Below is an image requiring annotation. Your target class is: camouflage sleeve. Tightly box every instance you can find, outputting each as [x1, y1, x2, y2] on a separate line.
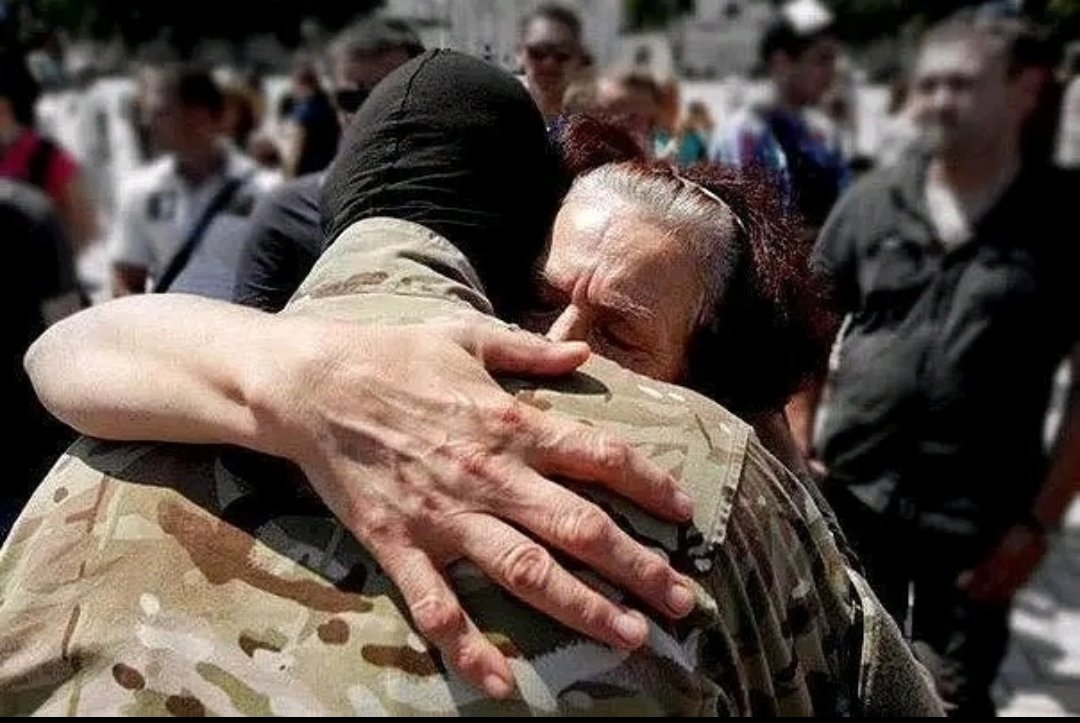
[849, 571, 945, 716]
[693, 437, 861, 715]
[697, 438, 943, 716]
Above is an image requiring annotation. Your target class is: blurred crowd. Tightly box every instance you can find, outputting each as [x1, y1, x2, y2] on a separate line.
[2, 0, 1080, 717]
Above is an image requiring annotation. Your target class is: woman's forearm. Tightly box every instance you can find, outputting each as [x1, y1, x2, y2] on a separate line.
[24, 294, 283, 450]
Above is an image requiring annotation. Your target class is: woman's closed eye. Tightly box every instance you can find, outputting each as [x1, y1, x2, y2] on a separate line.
[593, 321, 649, 357]
[525, 276, 571, 330]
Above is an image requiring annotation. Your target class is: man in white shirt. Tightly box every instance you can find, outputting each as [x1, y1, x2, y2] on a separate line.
[109, 66, 275, 299]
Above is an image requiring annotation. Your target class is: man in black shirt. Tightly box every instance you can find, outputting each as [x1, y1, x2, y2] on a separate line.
[808, 12, 1079, 715]
[233, 18, 423, 312]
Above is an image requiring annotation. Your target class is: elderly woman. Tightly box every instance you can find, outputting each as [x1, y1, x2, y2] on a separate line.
[542, 116, 833, 470]
[24, 62, 835, 697]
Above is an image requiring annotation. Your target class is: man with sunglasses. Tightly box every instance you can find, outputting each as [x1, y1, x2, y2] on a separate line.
[517, 4, 586, 124]
[233, 17, 423, 312]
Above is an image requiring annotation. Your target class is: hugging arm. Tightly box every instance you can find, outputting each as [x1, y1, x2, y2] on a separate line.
[26, 293, 695, 697]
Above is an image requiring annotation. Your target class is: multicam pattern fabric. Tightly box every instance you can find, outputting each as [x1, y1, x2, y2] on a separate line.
[0, 218, 942, 716]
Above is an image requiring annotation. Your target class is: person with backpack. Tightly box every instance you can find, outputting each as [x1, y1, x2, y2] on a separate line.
[711, 0, 850, 232]
[108, 65, 276, 298]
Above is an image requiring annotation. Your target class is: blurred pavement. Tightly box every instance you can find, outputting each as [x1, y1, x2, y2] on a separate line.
[996, 500, 1080, 716]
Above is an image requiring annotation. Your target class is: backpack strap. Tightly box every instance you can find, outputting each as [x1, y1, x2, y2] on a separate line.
[154, 172, 254, 293]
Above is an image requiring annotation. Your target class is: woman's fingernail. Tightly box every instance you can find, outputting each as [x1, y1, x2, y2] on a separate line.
[674, 490, 694, 519]
[667, 581, 695, 616]
[613, 611, 648, 647]
[483, 673, 515, 699]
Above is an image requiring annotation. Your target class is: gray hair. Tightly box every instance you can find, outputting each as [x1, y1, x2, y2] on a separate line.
[562, 162, 742, 326]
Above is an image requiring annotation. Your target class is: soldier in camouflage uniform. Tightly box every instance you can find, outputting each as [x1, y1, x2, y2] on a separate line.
[1, 52, 942, 715]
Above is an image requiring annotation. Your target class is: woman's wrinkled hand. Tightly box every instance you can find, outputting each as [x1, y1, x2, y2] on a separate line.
[252, 317, 697, 698]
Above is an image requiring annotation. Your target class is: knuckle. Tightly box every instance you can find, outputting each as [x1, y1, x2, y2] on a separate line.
[630, 549, 669, 587]
[556, 504, 612, 551]
[353, 504, 401, 545]
[451, 444, 517, 500]
[455, 445, 498, 479]
[450, 639, 487, 675]
[489, 399, 529, 437]
[409, 595, 465, 640]
[596, 437, 631, 471]
[404, 480, 448, 519]
[570, 592, 609, 631]
[655, 474, 679, 504]
[499, 542, 554, 593]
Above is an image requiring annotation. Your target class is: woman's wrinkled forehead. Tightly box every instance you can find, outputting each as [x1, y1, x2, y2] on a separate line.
[548, 198, 705, 300]
[563, 163, 742, 258]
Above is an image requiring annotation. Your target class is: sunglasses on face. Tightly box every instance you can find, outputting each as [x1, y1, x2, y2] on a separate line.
[525, 44, 575, 64]
[333, 88, 371, 114]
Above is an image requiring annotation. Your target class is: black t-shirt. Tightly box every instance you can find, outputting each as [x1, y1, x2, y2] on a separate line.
[813, 157, 1080, 550]
[233, 173, 323, 312]
[2, 179, 80, 505]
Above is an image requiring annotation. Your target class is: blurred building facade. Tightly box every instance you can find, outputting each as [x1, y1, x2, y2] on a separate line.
[383, 0, 773, 78]
[386, 0, 624, 70]
[675, 0, 773, 78]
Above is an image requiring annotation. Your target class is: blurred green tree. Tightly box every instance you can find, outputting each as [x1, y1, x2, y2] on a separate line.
[1047, 0, 1080, 37]
[822, 0, 983, 46]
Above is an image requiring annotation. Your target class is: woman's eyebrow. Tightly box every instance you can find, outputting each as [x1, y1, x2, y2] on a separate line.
[596, 292, 656, 324]
[535, 268, 655, 323]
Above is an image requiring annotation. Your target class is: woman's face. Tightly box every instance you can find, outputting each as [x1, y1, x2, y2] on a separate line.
[529, 199, 706, 382]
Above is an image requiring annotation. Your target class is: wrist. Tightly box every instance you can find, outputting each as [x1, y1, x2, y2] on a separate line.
[241, 315, 329, 462]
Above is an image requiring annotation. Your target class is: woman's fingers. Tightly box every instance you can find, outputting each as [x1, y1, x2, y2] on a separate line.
[468, 461, 696, 620]
[427, 398, 695, 623]
[448, 512, 653, 651]
[521, 404, 693, 523]
[374, 542, 517, 699]
[449, 320, 591, 377]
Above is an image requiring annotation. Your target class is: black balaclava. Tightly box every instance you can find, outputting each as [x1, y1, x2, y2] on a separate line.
[321, 49, 567, 317]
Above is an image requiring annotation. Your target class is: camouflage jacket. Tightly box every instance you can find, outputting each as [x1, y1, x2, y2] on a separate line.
[0, 218, 942, 716]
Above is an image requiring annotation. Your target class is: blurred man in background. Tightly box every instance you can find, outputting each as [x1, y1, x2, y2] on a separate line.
[712, 0, 849, 232]
[517, 4, 585, 124]
[0, 49, 99, 253]
[108, 65, 275, 298]
[232, 16, 424, 313]
[808, 13, 1079, 715]
[282, 59, 339, 177]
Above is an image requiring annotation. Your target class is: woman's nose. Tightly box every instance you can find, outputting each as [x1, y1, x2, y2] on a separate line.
[546, 305, 588, 342]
